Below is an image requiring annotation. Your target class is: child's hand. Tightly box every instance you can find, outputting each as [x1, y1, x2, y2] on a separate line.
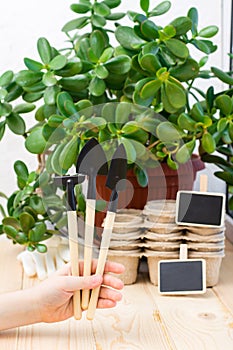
[34, 260, 125, 323]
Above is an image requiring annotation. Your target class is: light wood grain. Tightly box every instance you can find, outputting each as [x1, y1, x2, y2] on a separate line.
[0, 236, 23, 348]
[90, 274, 174, 350]
[0, 233, 233, 349]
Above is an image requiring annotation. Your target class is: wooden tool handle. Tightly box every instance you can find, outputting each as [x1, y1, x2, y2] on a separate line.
[86, 211, 116, 320]
[67, 211, 82, 320]
[199, 174, 208, 192]
[82, 199, 96, 310]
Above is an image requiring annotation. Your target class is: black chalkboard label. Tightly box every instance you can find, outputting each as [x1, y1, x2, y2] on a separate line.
[158, 259, 206, 295]
[176, 191, 225, 227]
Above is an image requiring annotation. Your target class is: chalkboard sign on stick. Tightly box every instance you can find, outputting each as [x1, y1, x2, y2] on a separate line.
[175, 191, 225, 228]
[158, 259, 206, 295]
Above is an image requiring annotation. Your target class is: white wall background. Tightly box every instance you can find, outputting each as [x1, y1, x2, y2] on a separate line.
[0, 0, 231, 214]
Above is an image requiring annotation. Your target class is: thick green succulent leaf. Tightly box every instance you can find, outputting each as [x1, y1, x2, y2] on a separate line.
[169, 58, 199, 81]
[47, 114, 66, 128]
[42, 71, 57, 87]
[206, 86, 214, 112]
[165, 38, 189, 59]
[95, 65, 109, 79]
[42, 123, 66, 143]
[23, 92, 43, 103]
[3, 225, 18, 238]
[59, 74, 89, 92]
[14, 103, 35, 114]
[120, 137, 137, 163]
[211, 67, 233, 85]
[14, 160, 29, 181]
[217, 118, 228, 133]
[177, 113, 196, 132]
[198, 25, 218, 38]
[140, 20, 159, 40]
[59, 137, 78, 170]
[115, 26, 146, 50]
[19, 212, 35, 234]
[105, 55, 131, 74]
[191, 102, 204, 121]
[0, 121, 6, 141]
[104, 0, 121, 9]
[44, 85, 60, 105]
[23, 81, 45, 93]
[89, 76, 106, 96]
[37, 37, 52, 65]
[149, 1, 171, 16]
[16, 70, 43, 87]
[123, 128, 148, 144]
[57, 91, 74, 117]
[2, 217, 20, 230]
[169, 16, 192, 36]
[201, 132, 216, 153]
[105, 12, 125, 20]
[139, 53, 161, 74]
[29, 222, 47, 242]
[135, 166, 148, 187]
[156, 121, 183, 142]
[192, 39, 217, 54]
[140, 0, 149, 13]
[188, 7, 198, 35]
[25, 127, 47, 154]
[90, 30, 106, 59]
[167, 153, 179, 170]
[91, 14, 106, 27]
[62, 17, 89, 32]
[0, 89, 8, 100]
[24, 58, 43, 72]
[5, 82, 23, 102]
[176, 139, 196, 164]
[29, 196, 46, 215]
[93, 2, 110, 16]
[164, 80, 186, 109]
[0, 70, 14, 86]
[215, 95, 233, 115]
[115, 102, 131, 127]
[229, 123, 233, 141]
[214, 171, 233, 185]
[6, 113, 26, 135]
[122, 121, 139, 134]
[70, 3, 91, 14]
[0, 102, 12, 116]
[99, 47, 114, 63]
[140, 78, 162, 99]
[49, 55, 67, 70]
[55, 58, 82, 77]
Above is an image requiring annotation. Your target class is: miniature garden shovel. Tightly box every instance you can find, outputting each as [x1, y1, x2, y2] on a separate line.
[54, 174, 85, 320]
[86, 144, 127, 320]
[76, 138, 108, 310]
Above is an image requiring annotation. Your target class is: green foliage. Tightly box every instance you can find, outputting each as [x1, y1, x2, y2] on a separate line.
[1, 0, 233, 248]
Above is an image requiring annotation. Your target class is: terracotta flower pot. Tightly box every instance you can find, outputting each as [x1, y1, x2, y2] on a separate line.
[95, 155, 204, 227]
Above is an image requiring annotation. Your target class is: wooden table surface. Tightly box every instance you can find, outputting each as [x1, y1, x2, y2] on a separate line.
[0, 235, 233, 350]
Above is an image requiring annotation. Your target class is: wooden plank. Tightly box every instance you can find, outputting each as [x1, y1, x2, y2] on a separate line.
[212, 239, 233, 315]
[0, 236, 23, 349]
[90, 273, 173, 350]
[144, 260, 233, 349]
[17, 260, 96, 350]
[0, 235, 23, 293]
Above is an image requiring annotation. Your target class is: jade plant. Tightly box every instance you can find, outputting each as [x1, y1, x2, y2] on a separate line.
[0, 0, 233, 251]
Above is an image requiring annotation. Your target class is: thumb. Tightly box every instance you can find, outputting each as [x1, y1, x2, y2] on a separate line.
[60, 274, 103, 292]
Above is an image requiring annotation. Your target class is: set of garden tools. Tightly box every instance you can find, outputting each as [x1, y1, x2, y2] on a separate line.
[54, 138, 127, 320]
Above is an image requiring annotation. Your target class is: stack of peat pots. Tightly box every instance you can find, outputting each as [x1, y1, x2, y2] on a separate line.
[143, 200, 225, 287]
[107, 209, 143, 284]
[142, 200, 182, 285]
